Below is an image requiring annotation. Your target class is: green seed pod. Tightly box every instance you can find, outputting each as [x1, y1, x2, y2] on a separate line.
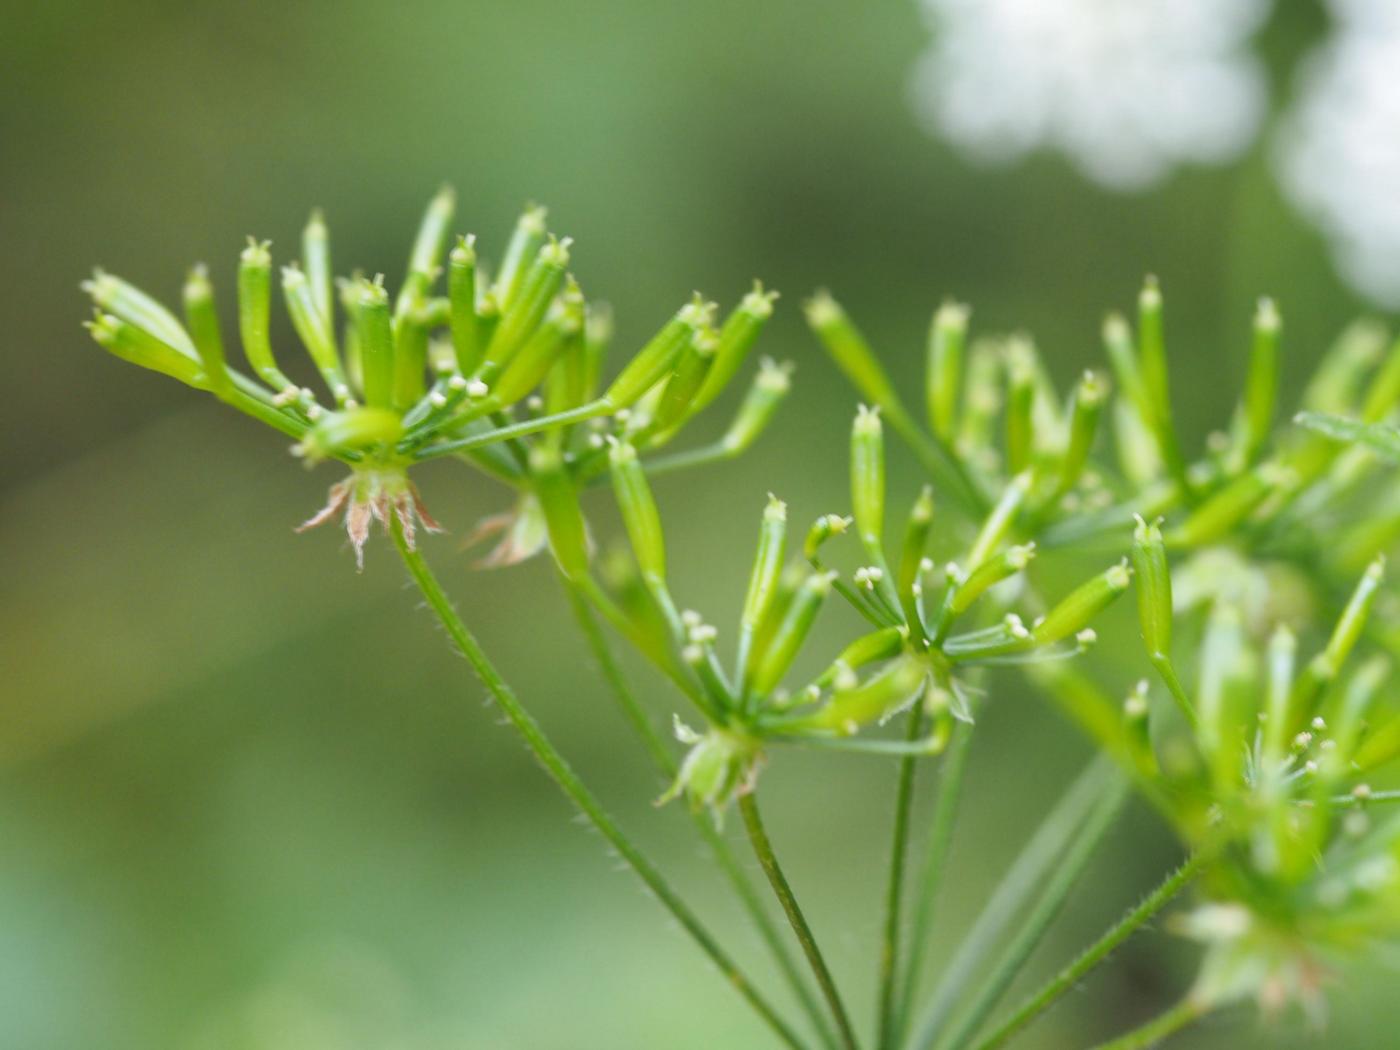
[690, 282, 777, 415]
[354, 277, 395, 409]
[1301, 318, 1387, 416]
[84, 269, 197, 358]
[282, 265, 349, 402]
[851, 405, 886, 560]
[392, 298, 430, 411]
[1196, 601, 1252, 788]
[1261, 624, 1296, 764]
[493, 301, 579, 405]
[407, 186, 455, 283]
[182, 265, 231, 395]
[1056, 370, 1108, 495]
[965, 471, 1030, 571]
[950, 543, 1035, 615]
[809, 654, 927, 733]
[1004, 336, 1037, 475]
[721, 358, 791, 452]
[1130, 515, 1172, 659]
[1136, 277, 1188, 489]
[86, 311, 204, 387]
[958, 337, 1003, 452]
[1332, 655, 1390, 765]
[494, 204, 548, 312]
[822, 627, 907, 685]
[302, 208, 334, 324]
[1032, 561, 1131, 647]
[738, 496, 788, 685]
[1101, 313, 1148, 417]
[583, 302, 613, 399]
[1293, 557, 1387, 720]
[651, 325, 717, 433]
[806, 291, 904, 416]
[1164, 462, 1281, 548]
[531, 444, 590, 581]
[926, 301, 968, 443]
[608, 440, 666, 586]
[295, 406, 403, 463]
[448, 235, 482, 376]
[603, 298, 707, 409]
[482, 235, 571, 375]
[1241, 297, 1280, 462]
[803, 513, 851, 563]
[897, 486, 935, 628]
[238, 239, 294, 391]
[749, 570, 835, 697]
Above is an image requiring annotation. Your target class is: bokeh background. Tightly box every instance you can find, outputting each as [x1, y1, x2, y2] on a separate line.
[2, 1, 1395, 1047]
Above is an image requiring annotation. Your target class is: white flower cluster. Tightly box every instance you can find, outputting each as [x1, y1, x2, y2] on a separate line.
[1275, 0, 1400, 305]
[910, 0, 1272, 190]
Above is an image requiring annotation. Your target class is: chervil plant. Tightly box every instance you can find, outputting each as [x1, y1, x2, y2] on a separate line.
[86, 191, 1400, 1050]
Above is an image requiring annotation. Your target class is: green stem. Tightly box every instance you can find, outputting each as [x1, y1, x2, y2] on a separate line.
[1088, 997, 1208, 1050]
[937, 776, 1130, 1050]
[561, 579, 839, 1050]
[392, 527, 804, 1049]
[895, 721, 974, 1043]
[909, 755, 1117, 1050]
[739, 791, 862, 1050]
[972, 850, 1207, 1050]
[876, 705, 926, 1050]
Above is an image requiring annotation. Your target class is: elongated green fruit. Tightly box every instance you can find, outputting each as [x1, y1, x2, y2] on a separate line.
[238, 239, 293, 391]
[84, 269, 196, 357]
[851, 405, 886, 559]
[283, 265, 349, 402]
[806, 291, 904, 414]
[494, 203, 548, 311]
[604, 298, 708, 409]
[483, 235, 571, 373]
[182, 265, 231, 395]
[86, 311, 204, 387]
[690, 283, 777, 415]
[652, 325, 718, 432]
[354, 277, 395, 409]
[302, 208, 334, 324]
[533, 444, 590, 581]
[927, 301, 968, 442]
[808, 655, 927, 733]
[751, 571, 835, 697]
[951, 543, 1035, 616]
[1241, 297, 1280, 461]
[1130, 516, 1171, 659]
[1005, 337, 1037, 475]
[1032, 562, 1131, 647]
[738, 495, 788, 677]
[1056, 370, 1107, 495]
[609, 440, 666, 585]
[448, 235, 482, 375]
[722, 359, 792, 452]
[898, 486, 935, 629]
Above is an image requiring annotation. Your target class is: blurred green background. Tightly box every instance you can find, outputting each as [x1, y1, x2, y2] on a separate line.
[2, 1, 1391, 1047]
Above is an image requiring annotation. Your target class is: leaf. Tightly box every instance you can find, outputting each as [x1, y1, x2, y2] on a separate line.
[1295, 411, 1400, 461]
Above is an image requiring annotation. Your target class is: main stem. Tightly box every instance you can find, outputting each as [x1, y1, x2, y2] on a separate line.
[895, 721, 974, 1042]
[393, 528, 804, 1049]
[876, 705, 926, 1049]
[739, 791, 862, 1050]
[562, 580, 839, 1050]
[972, 851, 1207, 1050]
[1088, 996, 1207, 1050]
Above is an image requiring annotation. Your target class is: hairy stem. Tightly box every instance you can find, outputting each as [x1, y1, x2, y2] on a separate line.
[739, 791, 862, 1050]
[393, 527, 804, 1049]
[895, 722, 974, 1042]
[1088, 996, 1208, 1050]
[876, 705, 926, 1049]
[972, 851, 1207, 1050]
[562, 579, 839, 1050]
[937, 776, 1130, 1050]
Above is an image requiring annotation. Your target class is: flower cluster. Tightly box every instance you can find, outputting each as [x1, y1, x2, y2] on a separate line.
[84, 191, 786, 567]
[600, 400, 1128, 815]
